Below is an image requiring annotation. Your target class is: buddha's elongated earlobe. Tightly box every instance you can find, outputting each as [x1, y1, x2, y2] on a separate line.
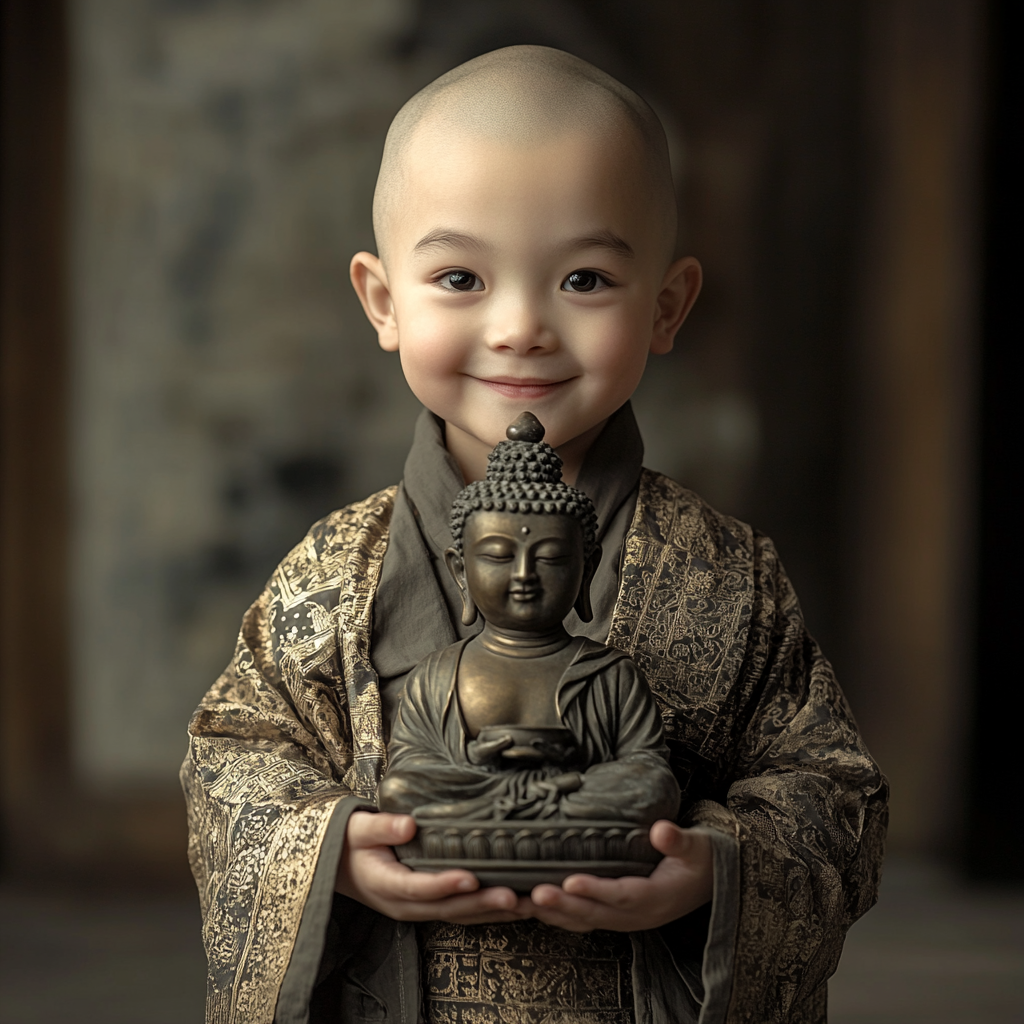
[444, 547, 478, 626]
[574, 545, 602, 623]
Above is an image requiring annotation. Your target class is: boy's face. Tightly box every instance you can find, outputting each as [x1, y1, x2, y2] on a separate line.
[352, 126, 700, 473]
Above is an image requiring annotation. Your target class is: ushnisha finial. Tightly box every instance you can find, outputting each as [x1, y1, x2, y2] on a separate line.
[448, 410, 599, 559]
[505, 411, 545, 443]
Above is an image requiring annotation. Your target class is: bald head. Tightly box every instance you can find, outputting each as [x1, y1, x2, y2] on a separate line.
[373, 46, 677, 265]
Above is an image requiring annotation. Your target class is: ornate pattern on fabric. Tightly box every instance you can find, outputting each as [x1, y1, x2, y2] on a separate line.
[418, 920, 634, 1024]
[608, 472, 888, 1023]
[182, 470, 886, 1024]
[608, 471, 755, 763]
[181, 487, 395, 1023]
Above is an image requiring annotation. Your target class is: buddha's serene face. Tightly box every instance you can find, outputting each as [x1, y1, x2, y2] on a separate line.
[460, 510, 585, 632]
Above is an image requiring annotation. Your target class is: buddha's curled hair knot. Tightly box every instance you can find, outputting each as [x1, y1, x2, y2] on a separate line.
[449, 434, 598, 557]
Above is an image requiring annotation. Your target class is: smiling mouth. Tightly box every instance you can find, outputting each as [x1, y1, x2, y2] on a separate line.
[509, 588, 541, 602]
[474, 376, 573, 399]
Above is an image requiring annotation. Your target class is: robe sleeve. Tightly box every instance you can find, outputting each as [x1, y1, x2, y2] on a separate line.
[180, 503, 391, 1024]
[685, 532, 888, 1024]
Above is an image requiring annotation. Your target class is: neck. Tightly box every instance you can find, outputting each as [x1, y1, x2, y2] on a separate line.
[445, 418, 608, 484]
[478, 621, 573, 658]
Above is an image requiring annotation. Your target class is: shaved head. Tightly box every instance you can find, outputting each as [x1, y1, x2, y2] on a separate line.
[373, 46, 677, 266]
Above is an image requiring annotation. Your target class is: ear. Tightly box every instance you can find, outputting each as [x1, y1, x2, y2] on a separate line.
[573, 544, 602, 623]
[350, 251, 399, 352]
[444, 547, 478, 626]
[650, 256, 702, 355]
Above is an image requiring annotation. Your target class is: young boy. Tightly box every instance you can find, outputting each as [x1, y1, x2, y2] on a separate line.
[182, 46, 886, 1024]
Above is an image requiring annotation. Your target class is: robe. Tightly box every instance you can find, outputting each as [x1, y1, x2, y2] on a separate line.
[182, 470, 888, 1024]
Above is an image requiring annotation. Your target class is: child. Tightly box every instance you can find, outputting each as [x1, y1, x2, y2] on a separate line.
[182, 45, 886, 1024]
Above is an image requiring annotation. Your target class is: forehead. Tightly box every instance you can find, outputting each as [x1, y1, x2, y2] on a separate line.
[395, 126, 660, 257]
[464, 510, 583, 544]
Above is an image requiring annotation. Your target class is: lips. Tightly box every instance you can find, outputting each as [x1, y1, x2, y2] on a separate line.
[474, 376, 572, 399]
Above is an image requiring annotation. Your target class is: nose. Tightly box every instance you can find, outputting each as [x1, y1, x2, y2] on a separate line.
[512, 546, 537, 582]
[485, 295, 557, 356]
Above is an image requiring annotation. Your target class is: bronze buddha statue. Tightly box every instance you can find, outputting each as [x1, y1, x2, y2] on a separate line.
[378, 412, 680, 888]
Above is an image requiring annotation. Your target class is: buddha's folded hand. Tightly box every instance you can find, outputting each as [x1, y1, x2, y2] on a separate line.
[466, 733, 514, 766]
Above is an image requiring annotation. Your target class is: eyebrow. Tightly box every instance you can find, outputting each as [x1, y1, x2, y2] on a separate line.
[412, 227, 635, 260]
[560, 230, 635, 260]
[413, 229, 491, 255]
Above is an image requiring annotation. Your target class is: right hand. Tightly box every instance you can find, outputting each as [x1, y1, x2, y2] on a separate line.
[336, 810, 532, 924]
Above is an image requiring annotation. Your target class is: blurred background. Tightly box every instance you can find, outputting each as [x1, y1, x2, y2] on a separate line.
[1, 0, 1020, 1021]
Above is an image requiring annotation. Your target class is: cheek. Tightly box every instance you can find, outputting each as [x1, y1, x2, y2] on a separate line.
[393, 293, 474, 380]
[582, 313, 652, 387]
[539, 565, 584, 604]
[565, 291, 654, 377]
[396, 325, 471, 411]
[464, 562, 508, 604]
[399, 328, 462, 374]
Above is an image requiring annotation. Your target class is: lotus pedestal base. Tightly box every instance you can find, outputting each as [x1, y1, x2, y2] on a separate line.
[396, 818, 660, 894]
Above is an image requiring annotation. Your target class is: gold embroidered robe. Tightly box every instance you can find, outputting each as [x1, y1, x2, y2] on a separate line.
[181, 471, 887, 1024]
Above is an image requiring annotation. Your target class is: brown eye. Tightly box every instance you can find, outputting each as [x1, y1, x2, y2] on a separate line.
[562, 270, 602, 293]
[446, 271, 479, 291]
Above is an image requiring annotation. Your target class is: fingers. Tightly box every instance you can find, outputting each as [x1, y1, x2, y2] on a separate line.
[340, 811, 539, 924]
[377, 881, 525, 924]
[364, 855, 479, 902]
[649, 819, 698, 858]
[341, 813, 713, 930]
[347, 809, 417, 848]
[529, 844, 715, 933]
[529, 883, 612, 933]
[422, 886, 521, 923]
[354, 845, 515, 913]
[560, 873, 644, 906]
[467, 736, 513, 765]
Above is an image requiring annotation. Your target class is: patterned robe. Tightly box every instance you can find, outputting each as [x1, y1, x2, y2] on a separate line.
[182, 471, 888, 1024]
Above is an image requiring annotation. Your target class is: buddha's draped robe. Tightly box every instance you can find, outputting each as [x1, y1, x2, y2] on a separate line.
[380, 635, 680, 825]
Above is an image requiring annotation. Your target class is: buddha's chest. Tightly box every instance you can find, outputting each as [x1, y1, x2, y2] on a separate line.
[456, 650, 566, 736]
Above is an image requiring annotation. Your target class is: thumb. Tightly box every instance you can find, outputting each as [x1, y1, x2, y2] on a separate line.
[347, 810, 416, 848]
[649, 820, 699, 859]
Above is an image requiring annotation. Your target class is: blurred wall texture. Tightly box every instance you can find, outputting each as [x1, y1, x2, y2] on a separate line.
[2, 0, 1003, 886]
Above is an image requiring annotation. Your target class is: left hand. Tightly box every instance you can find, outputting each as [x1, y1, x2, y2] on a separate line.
[523, 820, 713, 932]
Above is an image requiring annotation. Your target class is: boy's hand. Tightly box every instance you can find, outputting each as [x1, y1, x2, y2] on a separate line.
[336, 810, 530, 925]
[526, 821, 713, 932]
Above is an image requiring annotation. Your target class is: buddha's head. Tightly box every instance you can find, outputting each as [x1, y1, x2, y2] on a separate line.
[445, 412, 600, 633]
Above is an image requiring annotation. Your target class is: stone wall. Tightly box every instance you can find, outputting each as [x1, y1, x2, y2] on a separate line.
[70, 0, 431, 784]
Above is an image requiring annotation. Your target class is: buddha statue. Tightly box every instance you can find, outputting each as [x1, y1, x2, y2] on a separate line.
[378, 413, 681, 886]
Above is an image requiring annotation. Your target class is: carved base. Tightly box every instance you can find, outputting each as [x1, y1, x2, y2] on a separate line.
[395, 819, 660, 892]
